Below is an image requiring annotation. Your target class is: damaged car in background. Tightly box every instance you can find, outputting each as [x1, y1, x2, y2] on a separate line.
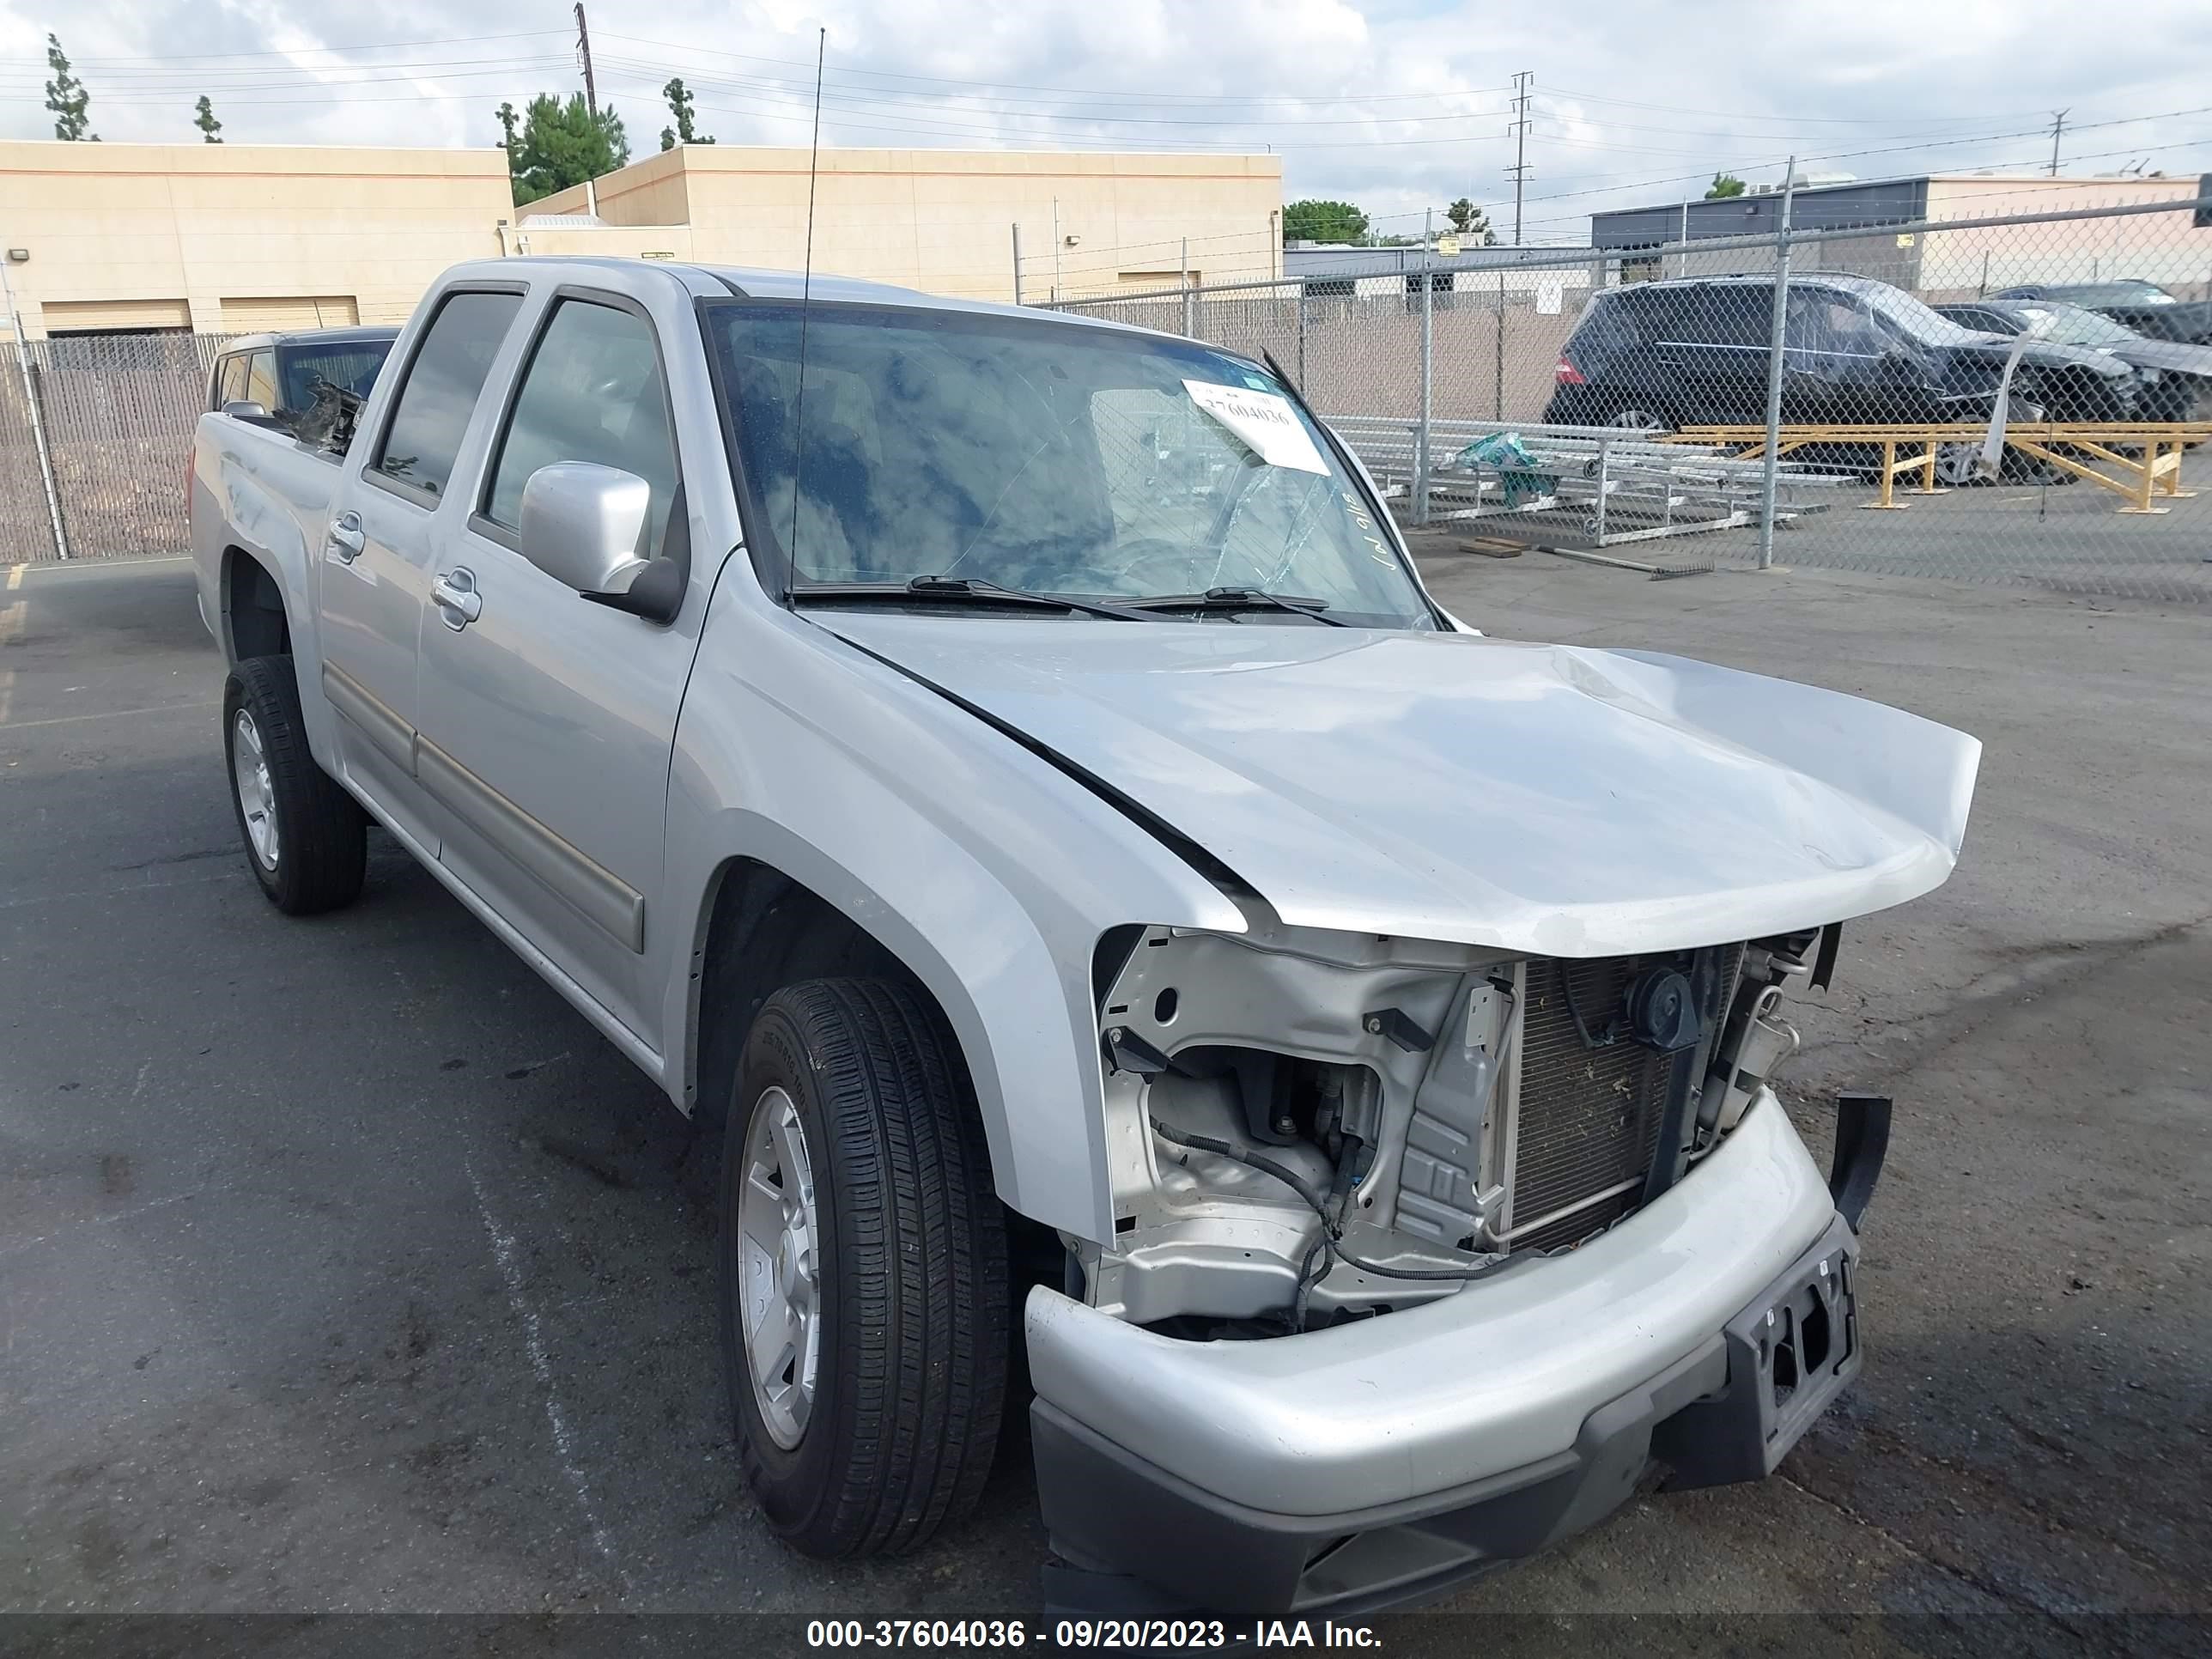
[190, 258, 1981, 1618]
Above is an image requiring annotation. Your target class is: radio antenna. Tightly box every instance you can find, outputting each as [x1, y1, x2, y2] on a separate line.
[786, 25, 826, 598]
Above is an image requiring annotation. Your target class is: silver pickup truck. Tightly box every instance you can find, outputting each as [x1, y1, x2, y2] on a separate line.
[190, 255, 1980, 1617]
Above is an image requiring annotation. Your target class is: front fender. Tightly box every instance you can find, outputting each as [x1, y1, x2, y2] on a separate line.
[659, 586, 1245, 1241]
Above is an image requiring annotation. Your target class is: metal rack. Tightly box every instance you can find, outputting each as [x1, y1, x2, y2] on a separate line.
[1326, 416, 1838, 549]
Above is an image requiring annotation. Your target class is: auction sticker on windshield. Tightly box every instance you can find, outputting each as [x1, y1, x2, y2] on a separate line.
[1182, 380, 1328, 474]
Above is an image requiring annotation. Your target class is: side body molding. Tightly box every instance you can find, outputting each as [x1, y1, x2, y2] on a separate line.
[321, 659, 412, 775]
[320, 659, 647, 955]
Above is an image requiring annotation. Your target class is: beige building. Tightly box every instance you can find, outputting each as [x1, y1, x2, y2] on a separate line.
[0, 141, 511, 339]
[0, 140, 1281, 343]
[525, 144, 1284, 302]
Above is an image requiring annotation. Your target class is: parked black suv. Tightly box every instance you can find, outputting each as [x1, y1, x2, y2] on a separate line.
[1545, 274, 2136, 429]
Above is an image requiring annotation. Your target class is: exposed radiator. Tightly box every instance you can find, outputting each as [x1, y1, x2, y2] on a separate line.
[1506, 948, 1742, 1253]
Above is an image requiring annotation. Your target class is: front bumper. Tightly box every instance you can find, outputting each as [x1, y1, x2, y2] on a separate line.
[1029, 1092, 1885, 1615]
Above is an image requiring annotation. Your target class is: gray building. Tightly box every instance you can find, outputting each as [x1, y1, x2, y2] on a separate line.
[1590, 175, 1929, 252]
[1589, 173, 2212, 298]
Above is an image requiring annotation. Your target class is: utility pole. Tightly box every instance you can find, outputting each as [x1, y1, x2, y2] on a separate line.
[575, 3, 599, 120]
[1414, 207, 1434, 525]
[1506, 70, 1533, 245]
[2048, 108, 2068, 177]
[1755, 156, 1797, 571]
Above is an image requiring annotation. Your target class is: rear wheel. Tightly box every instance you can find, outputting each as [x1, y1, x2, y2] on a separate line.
[720, 978, 1009, 1558]
[223, 655, 366, 915]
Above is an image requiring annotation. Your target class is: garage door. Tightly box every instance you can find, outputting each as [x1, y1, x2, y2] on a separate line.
[219, 296, 361, 333]
[41, 298, 191, 332]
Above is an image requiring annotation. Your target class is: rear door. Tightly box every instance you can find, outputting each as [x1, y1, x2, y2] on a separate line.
[1650, 286, 1772, 423]
[316, 285, 525, 848]
[410, 286, 701, 1046]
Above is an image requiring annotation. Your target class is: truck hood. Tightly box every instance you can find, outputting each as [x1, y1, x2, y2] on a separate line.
[822, 614, 1981, 957]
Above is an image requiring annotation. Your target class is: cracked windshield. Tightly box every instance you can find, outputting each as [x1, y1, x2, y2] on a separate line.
[708, 301, 1435, 627]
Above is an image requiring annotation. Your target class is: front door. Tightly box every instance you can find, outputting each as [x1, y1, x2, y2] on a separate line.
[315, 288, 524, 847]
[410, 290, 701, 1048]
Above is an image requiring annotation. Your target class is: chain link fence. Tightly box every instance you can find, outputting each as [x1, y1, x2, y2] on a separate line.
[6, 192, 2211, 603]
[1, 331, 231, 563]
[1050, 194, 2212, 603]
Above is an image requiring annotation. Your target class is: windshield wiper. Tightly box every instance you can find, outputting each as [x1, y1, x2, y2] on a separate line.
[793, 575, 1160, 622]
[1127, 586, 1349, 627]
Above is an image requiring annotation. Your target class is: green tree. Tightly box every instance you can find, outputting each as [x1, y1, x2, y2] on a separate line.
[45, 34, 96, 142]
[1705, 173, 1747, 199]
[1282, 198, 1369, 245]
[659, 78, 715, 151]
[1444, 198, 1498, 246]
[194, 94, 223, 143]
[505, 92, 629, 206]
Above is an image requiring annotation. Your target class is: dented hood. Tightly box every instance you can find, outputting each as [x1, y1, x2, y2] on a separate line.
[823, 615, 1981, 957]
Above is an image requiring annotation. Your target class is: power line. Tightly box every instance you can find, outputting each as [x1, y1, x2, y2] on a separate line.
[2049, 108, 2069, 175]
[590, 57, 1513, 128]
[597, 34, 1514, 105]
[1537, 84, 2045, 125]
[0, 31, 568, 65]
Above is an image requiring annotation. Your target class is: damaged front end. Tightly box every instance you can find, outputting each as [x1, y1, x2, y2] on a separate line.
[1078, 916, 1839, 1334]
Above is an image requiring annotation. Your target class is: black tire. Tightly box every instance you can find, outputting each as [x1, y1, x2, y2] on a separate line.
[720, 978, 1009, 1559]
[222, 654, 367, 915]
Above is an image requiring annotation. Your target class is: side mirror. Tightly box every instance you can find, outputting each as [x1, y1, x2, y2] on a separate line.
[518, 462, 683, 624]
[222, 399, 270, 420]
[520, 460, 653, 590]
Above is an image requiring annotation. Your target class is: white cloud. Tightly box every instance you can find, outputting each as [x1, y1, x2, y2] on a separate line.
[3, 0, 2207, 250]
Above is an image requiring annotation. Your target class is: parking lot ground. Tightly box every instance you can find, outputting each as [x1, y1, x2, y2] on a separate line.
[1488, 465, 2212, 601]
[1747, 471, 2212, 601]
[2, 554, 2208, 1657]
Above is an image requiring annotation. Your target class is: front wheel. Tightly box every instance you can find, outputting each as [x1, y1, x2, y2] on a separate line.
[720, 978, 1009, 1559]
[223, 655, 366, 915]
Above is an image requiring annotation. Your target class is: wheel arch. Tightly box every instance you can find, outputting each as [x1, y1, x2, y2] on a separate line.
[673, 834, 1117, 1244]
[221, 545, 293, 665]
[690, 855, 939, 1137]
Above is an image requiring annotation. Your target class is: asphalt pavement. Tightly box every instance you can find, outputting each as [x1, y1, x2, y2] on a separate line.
[1, 553, 2206, 1657]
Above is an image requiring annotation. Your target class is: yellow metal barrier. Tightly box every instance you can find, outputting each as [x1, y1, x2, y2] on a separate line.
[1667, 423, 2212, 514]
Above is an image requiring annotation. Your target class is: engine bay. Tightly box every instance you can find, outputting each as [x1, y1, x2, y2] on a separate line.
[1077, 919, 1828, 1334]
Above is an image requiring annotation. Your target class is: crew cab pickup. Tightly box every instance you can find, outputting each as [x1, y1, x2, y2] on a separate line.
[190, 257, 1980, 1616]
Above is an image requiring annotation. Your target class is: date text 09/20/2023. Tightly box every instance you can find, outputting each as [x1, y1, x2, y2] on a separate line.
[805, 1618, 1385, 1649]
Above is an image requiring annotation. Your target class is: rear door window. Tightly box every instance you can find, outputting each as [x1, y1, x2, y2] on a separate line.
[1703, 286, 1772, 349]
[371, 291, 524, 500]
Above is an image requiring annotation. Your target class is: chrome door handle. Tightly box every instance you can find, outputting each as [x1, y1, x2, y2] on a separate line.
[325, 511, 365, 562]
[431, 567, 483, 629]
